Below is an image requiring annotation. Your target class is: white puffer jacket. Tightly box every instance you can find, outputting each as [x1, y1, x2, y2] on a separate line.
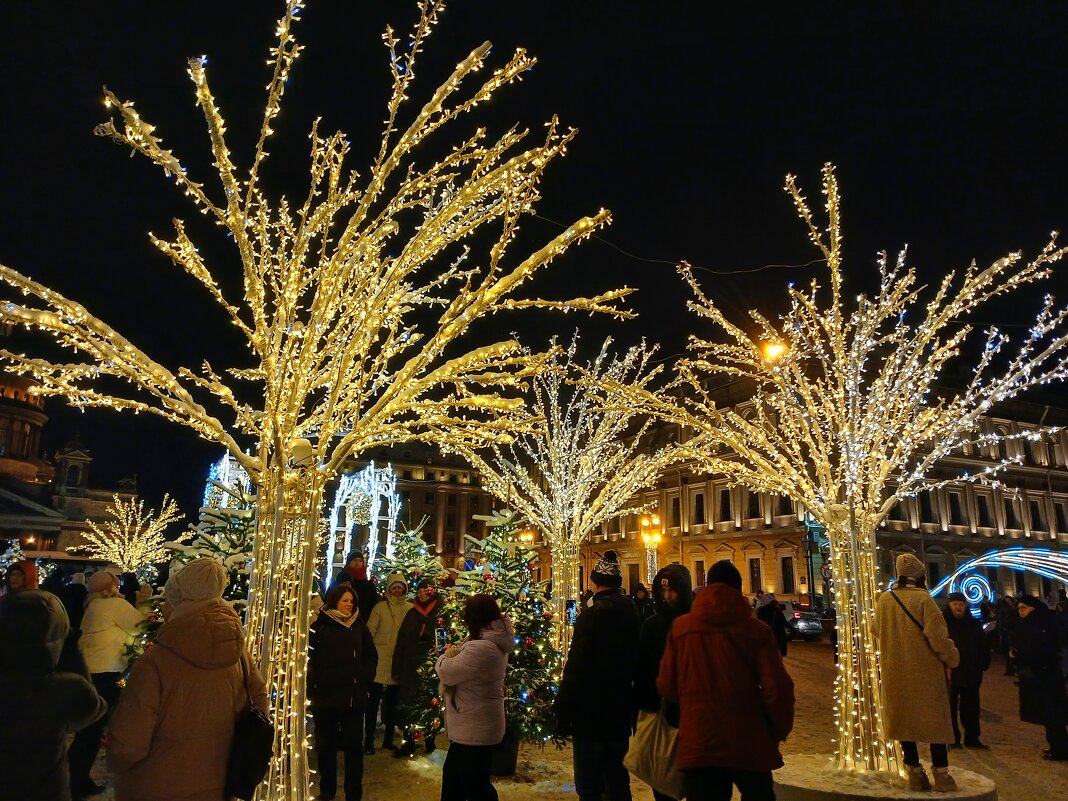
[79, 596, 146, 674]
[366, 582, 412, 686]
[435, 616, 515, 746]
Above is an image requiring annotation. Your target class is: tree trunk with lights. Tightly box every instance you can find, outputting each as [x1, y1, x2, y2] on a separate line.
[551, 538, 581, 655]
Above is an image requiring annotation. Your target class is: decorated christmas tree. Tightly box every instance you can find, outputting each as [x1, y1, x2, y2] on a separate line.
[0, 539, 25, 581]
[371, 519, 445, 589]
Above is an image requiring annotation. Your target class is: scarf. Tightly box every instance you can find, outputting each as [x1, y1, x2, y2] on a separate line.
[412, 597, 436, 638]
[324, 607, 358, 627]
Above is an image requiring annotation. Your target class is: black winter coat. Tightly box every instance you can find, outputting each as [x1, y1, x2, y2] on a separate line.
[554, 587, 640, 739]
[393, 596, 444, 686]
[943, 609, 990, 688]
[635, 565, 693, 716]
[756, 602, 789, 656]
[307, 609, 378, 711]
[1013, 605, 1068, 727]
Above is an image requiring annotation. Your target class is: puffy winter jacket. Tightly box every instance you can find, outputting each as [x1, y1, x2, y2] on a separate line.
[108, 598, 269, 801]
[658, 583, 795, 772]
[78, 595, 145, 674]
[308, 607, 378, 710]
[435, 616, 515, 746]
[366, 578, 412, 686]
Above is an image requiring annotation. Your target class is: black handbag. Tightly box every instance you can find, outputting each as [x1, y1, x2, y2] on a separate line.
[225, 655, 275, 800]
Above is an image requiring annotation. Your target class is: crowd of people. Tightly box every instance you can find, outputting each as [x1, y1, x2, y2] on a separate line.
[2, 546, 1068, 801]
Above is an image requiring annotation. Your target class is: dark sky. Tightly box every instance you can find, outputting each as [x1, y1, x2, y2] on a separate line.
[2, 1, 1067, 520]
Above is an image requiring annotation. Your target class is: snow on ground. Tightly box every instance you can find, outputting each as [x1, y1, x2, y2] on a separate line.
[92, 641, 1067, 800]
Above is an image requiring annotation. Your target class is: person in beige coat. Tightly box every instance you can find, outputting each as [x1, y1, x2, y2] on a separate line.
[875, 553, 960, 793]
[364, 572, 412, 751]
[108, 558, 269, 801]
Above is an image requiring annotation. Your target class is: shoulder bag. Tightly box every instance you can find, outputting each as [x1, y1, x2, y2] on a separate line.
[225, 654, 275, 800]
[624, 700, 686, 800]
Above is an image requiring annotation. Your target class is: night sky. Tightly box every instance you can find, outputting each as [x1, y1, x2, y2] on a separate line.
[3, 1, 1067, 521]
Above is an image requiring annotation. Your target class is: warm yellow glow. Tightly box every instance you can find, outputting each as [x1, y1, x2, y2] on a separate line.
[762, 342, 786, 361]
[73, 495, 184, 572]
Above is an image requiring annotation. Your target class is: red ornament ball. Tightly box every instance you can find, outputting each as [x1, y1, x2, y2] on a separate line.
[412, 730, 422, 741]
[437, 617, 444, 626]
[524, 637, 534, 647]
[431, 697, 440, 707]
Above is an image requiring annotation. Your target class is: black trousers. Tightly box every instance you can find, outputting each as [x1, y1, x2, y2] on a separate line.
[572, 736, 631, 801]
[370, 683, 400, 746]
[682, 766, 775, 801]
[901, 741, 949, 768]
[313, 707, 365, 800]
[68, 672, 121, 791]
[1046, 723, 1068, 757]
[440, 742, 498, 801]
[949, 684, 981, 743]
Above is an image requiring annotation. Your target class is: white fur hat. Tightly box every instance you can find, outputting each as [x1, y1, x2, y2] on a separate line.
[165, 558, 228, 607]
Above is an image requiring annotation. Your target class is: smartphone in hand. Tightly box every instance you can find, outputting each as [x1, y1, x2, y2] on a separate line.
[435, 627, 448, 653]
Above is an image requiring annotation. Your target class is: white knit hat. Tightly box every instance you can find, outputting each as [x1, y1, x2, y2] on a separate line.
[165, 558, 228, 607]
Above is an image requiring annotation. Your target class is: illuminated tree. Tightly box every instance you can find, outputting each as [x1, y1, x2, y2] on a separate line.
[671, 163, 1068, 775]
[74, 494, 184, 573]
[0, 2, 628, 796]
[457, 338, 683, 650]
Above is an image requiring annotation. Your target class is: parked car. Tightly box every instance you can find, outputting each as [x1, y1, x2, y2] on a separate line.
[781, 601, 823, 640]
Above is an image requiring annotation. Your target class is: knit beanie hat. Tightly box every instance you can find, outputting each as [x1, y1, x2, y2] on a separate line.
[0, 590, 70, 672]
[1017, 594, 1043, 610]
[345, 550, 364, 564]
[895, 553, 926, 579]
[416, 578, 435, 591]
[165, 558, 227, 607]
[86, 570, 118, 594]
[590, 550, 623, 588]
[707, 559, 743, 591]
[947, 592, 967, 603]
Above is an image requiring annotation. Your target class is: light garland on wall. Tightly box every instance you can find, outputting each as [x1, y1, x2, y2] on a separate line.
[645, 163, 1068, 777]
[932, 546, 1068, 604]
[0, 2, 630, 795]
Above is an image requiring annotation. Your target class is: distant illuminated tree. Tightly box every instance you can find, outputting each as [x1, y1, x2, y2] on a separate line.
[0, 2, 627, 795]
[75, 494, 184, 573]
[670, 163, 1067, 775]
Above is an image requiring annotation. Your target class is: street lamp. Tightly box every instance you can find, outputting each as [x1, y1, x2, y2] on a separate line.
[762, 342, 786, 362]
[641, 529, 661, 585]
[518, 529, 534, 546]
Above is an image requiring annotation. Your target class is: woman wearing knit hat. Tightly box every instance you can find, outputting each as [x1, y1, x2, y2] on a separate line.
[365, 572, 412, 752]
[68, 570, 147, 798]
[107, 558, 269, 801]
[1010, 594, 1068, 760]
[874, 553, 960, 792]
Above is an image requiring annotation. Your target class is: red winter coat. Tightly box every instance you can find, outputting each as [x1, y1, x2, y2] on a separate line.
[657, 583, 795, 772]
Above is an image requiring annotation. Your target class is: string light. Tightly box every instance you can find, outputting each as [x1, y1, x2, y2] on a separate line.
[73, 494, 184, 573]
[652, 163, 1068, 776]
[0, 2, 630, 796]
[325, 461, 399, 574]
[933, 546, 1068, 602]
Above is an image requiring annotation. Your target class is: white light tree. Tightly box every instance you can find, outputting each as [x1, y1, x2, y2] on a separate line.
[0, 2, 629, 796]
[457, 338, 683, 651]
[74, 494, 184, 573]
[668, 163, 1068, 775]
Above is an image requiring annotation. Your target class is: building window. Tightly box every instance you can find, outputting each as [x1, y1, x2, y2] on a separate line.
[888, 500, 907, 522]
[447, 494, 456, 507]
[471, 496, 480, 510]
[445, 535, 456, 551]
[748, 558, 762, 593]
[1029, 499, 1046, 532]
[747, 491, 761, 520]
[670, 497, 681, 528]
[976, 495, 994, 528]
[719, 489, 732, 523]
[920, 493, 937, 524]
[402, 469, 412, 479]
[446, 513, 455, 529]
[1055, 502, 1068, 534]
[1005, 500, 1021, 530]
[694, 560, 706, 587]
[948, 493, 966, 526]
[424, 492, 434, 506]
[692, 493, 706, 525]
[781, 556, 795, 594]
[927, 562, 942, 585]
[778, 495, 793, 517]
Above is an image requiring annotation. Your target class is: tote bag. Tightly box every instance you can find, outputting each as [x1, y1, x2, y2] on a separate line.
[624, 708, 686, 800]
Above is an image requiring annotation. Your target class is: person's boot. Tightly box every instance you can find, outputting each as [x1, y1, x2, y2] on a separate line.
[932, 767, 957, 793]
[424, 735, 436, 754]
[906, 765, 931, 792]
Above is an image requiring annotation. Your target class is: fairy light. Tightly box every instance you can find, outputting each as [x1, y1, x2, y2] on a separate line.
[325, 462, 399, 575]
[456, 337, 684, 652]
[0, 2, 631, 797]
[73, 494, 184, 573]
[656, 163, 1068, 777]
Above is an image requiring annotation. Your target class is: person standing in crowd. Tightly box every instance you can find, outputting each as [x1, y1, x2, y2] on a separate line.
[756, 593, 788, 657]
[942, 592, 991, 749]
[366, 573, 412, 753]
[751, 588, 765, 609]
[393, 578, 444, 757]
[59, 573, 89, 633]
[435, 594, 515, 801]
[0, 590, 107, 801]
[632, 583, 655, 622]
[2, 563, 27, 595]
[68, 570, 147, 798]
[554, 551, 640, 801]
[333, 551, 381, 624]
[108, 558, 269, 801]
[657, 560, 794, 801]
[634, 564, 693, 801]
[309, 583, 378, 801]
[874, 554, 960, 792]
[997, 595, 1020, 675]
[1010, 595, 1068, 761]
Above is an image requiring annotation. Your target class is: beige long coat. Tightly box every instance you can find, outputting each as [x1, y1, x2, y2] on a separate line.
[875, 585, 960, 744]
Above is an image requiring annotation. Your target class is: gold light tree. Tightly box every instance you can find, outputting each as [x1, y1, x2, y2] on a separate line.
[0, 2, 630, 796]
[74, 494, 184, 573]
[457, 338, 682, 651]
[667, 163, 1067, 775]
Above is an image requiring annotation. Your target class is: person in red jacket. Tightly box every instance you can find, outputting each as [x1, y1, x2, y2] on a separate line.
[657, 560, 795, 801]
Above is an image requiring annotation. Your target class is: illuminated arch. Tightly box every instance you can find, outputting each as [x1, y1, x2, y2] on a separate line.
[326, 462, 400, 574]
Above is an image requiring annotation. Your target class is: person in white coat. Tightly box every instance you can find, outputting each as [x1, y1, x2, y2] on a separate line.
[435, 594, 515, 801]
[68, 570, 146, 798]
[365, 572, 412, 752]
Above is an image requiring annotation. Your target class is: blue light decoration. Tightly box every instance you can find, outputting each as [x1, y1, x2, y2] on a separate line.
[931, 547, 1068, 615]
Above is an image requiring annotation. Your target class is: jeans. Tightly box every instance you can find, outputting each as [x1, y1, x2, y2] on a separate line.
[571, 736, 631, 801]
[440, 741, 497, 801]
[949, 684, 981, 744]
[901, 741, 949, 768]
[68, 672, 121, 791]
[313, 707, 365, 800]
[682, 766, 774, 801]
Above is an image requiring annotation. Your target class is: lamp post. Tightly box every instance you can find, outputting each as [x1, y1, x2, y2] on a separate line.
[641, 513, 662, 585]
